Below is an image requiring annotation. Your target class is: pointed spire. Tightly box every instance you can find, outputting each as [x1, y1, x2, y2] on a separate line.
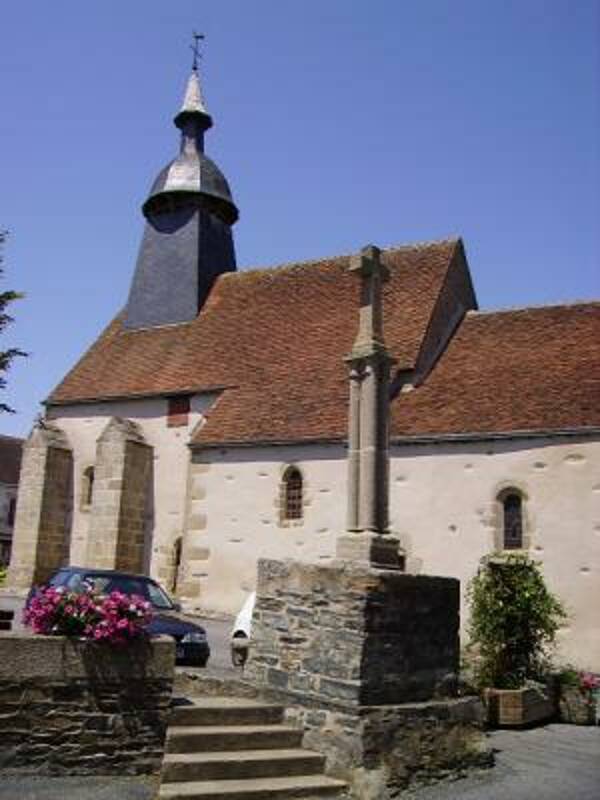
[180, 69, 210, 117]
[174, 70, 213, 131]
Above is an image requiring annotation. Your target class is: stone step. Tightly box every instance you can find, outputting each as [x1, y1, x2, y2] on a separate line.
[166, 724, 303, 753]
[162, 748, 325, 782]
[158, 774, 347, 800]
[170, 698, 284, 728]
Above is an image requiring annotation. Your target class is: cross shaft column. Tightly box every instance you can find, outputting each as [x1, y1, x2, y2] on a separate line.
[337, 245, 400, 567]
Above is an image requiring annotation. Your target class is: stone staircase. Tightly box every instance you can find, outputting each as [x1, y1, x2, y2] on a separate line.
[158, 695, 347, 799]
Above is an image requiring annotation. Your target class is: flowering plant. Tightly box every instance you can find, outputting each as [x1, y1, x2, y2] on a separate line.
[23, 586, 152, 645]
[579, 672, 600, 692]
[557, 666, 600, 694]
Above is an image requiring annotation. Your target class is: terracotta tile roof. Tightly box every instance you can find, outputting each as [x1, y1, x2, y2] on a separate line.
[0, 435, 23, 484]
[47, 240, 460, 446]
[393, 303, 600, 438]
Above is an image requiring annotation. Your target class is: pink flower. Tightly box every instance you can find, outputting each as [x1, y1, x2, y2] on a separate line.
[580, 672, 600, 691]
[23, 583, 152, 645]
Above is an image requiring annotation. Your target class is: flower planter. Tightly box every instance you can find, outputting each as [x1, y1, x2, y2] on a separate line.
[558, 687, 596, 725]
[0, 632, 175, 774]
[484, 686, 554, 727]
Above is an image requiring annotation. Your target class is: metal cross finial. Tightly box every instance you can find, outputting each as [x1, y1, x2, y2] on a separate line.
[190, 32, 205, 72]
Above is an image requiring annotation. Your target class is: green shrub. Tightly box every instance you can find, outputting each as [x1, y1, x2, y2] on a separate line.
[555, 665, 580, 689]
[0, 565, 6, 586]
[467, 553, 567, 689]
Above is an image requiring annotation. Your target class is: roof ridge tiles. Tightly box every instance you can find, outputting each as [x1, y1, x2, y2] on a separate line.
[466, 299, 600, 318]
[233, 237, 460, 277]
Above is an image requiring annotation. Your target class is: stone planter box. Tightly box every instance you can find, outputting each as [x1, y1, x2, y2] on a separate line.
[558, 687, 597, 725]
[484, 686, 554, 727]
[0, 631, 175, 774]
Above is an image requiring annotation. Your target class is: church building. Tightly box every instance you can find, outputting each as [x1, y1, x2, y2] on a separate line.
[9, 66, 600, 669]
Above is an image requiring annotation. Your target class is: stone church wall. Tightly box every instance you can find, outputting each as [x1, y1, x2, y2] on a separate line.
[389, 433, 600, 671]
[47, 394, 216, 588]
[42, 400, 599, 669]
[190, 434, 599, 670]
[181, 443, 348, 615]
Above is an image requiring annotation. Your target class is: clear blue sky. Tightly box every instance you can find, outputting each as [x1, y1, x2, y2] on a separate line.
[1, 0, 598, 437]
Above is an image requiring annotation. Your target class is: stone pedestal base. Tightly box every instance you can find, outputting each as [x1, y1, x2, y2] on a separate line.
[336, 531, 403, 569]
[244, 558, 489, 796]
[246, 558, 460, 705]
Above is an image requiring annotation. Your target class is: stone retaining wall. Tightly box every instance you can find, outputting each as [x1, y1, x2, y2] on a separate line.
[285, 697, 491, 796]
[0, 633, 174, 775]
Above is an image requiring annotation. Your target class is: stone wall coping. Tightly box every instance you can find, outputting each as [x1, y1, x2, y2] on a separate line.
[174, 669, 356, 712]
[174, 671, 484, 721]
[0, 632, 175, 681]
[257, 557, 459, 588]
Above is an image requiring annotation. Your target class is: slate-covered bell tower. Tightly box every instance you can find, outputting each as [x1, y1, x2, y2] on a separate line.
[125, 66, 238, 329]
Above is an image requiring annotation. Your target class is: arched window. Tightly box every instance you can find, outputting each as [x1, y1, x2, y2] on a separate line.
[502, 492, 523, 550]
[81, 466, 95, 509]
[281, 466, 303, 522]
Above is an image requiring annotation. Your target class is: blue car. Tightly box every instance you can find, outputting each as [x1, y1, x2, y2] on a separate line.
[26, 567, 210, 667]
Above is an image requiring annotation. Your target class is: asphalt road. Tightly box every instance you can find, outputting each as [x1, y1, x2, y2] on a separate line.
[0, 774, 159, 800]
[406, 724, 600, 800]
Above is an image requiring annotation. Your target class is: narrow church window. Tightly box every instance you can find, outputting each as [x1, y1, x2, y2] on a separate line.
[502, 492, 523, 549]
[167, 395, 191, 427]
[7, 498, 16, 527]
[171, 536, 182, 593]
[81, 466, 95, 509]
[282, 466, 303, 521]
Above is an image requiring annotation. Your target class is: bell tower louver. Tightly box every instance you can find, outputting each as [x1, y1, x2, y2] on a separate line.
[124, 65, 238, 329]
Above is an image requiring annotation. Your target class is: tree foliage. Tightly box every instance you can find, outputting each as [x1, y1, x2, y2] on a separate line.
[467, 553, 567, 689]
[0, 230, 26, 413]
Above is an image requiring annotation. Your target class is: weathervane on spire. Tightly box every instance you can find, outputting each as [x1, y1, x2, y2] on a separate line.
[191, 31, 205, 72]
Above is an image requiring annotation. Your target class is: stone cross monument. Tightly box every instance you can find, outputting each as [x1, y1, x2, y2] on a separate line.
[246, 244, 486, 797]
[337, 244, 402, 567]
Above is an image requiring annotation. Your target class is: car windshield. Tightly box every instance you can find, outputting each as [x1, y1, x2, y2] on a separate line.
[47, 569, 75, 588]
[47, 570, 175, 610]
[145, 580, 174, 610]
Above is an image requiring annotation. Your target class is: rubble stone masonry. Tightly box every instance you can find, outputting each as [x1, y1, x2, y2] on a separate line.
[0, 633, 174, 775]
